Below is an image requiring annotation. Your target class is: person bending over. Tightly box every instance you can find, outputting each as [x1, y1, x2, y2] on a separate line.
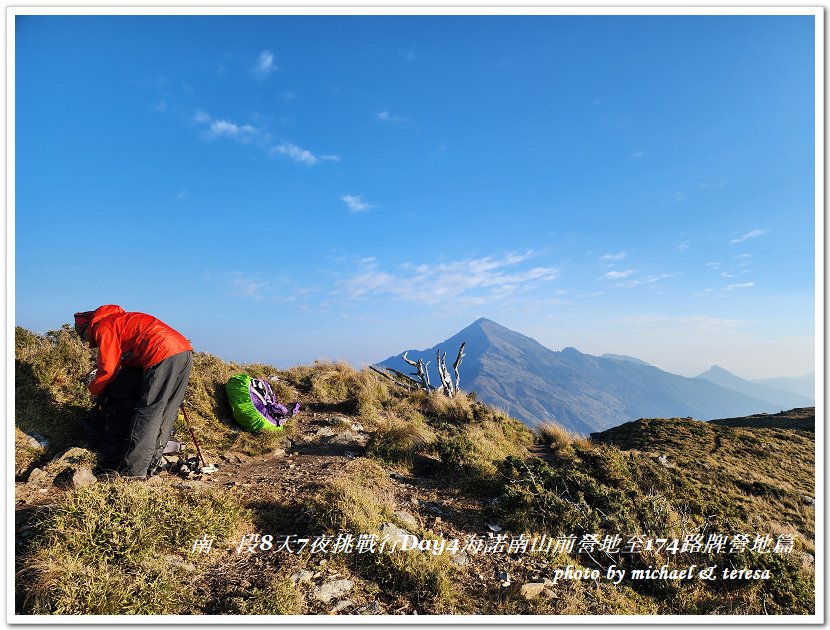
[74, 305, 193, 479]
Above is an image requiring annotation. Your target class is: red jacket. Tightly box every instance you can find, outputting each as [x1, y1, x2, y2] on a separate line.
[88, 305, 192, 396]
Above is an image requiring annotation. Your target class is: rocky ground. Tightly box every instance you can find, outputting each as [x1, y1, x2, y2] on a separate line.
[15, 408, 562, 615]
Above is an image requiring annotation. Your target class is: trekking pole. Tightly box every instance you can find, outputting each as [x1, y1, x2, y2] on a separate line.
[179, 404, 207, 469]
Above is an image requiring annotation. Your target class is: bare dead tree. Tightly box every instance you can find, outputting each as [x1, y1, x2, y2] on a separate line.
[372, 342, 465, 397]
[402, 351, 432, 391]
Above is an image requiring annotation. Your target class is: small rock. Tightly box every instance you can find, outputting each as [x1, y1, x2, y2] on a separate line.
[451, 551, 470, 567]
[330, 600, 354, 613]
[542, 588, 556, 599]
[290, 570, 314, 584]
[497, 570, 511, 586]
[316, 427, 335, 438]
[313, 579, 354, 603]
[487, 523, 502, 532]
[330, 431, 358, 445]
[27, 468, 47, 484]
[390, 471, 404, 480]
[53, 466, 97, 489]
[394, 510, 419, 529]
[802, 496, 815, 506]
[520, 582, 546, 600]
[351, 423, 364, 432]
[70, 467, 97, 488]
[25, 433, 49, 450]
[380, 523, 412, 546]
[658, 454, 670, 467]
[357, 601, 383, 615]
[271, 448, 287, 457]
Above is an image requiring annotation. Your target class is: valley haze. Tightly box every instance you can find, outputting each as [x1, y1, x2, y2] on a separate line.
[379, 318, 815, 435]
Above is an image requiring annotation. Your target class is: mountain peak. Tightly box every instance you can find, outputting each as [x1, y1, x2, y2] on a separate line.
[699, 365, 734, 378]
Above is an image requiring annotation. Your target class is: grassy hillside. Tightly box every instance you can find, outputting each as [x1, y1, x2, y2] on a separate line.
[14, 325, 815, 616]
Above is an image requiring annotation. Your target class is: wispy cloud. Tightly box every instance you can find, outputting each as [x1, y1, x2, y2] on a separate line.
[730, 229, 767, 244]
[341, 194, 375, 213]
[676, 241, 690, 251]
[252, 50, 278, 80]
[271, 142, 319, 166]
[227, 272, 270, 299]
[208, 119, 259, 141]
[725, 282, 755, 290]
[602, 269, 635, 279]
[154, 100, 167, 112]
[339, 252, 559, 306]
[193, 110, 336, 167]
[601, 252, 626, 261]
[193, 111, 261, 144]
[615, 273, 675, 288]
[632, 150, 645, 159]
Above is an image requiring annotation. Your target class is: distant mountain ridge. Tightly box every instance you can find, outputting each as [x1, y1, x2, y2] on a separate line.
[379, 318, 799, 435]
[752, 373, 815, 401]
[696, 365, 814, 410]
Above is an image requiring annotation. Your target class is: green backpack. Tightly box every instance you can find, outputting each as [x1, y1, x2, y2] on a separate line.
[225, 374, 299, 432]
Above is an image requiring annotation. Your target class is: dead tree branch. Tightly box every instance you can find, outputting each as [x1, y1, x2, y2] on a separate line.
[452, 342, 466, 393]
[402, 352, 433, 391]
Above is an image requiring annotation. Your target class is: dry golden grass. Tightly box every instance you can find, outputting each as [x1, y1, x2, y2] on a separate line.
[315, 459, 459, 613]
[18, 478, 249, 614]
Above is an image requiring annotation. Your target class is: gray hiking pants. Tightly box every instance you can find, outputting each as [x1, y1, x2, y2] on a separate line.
[119, 350, 193, 478]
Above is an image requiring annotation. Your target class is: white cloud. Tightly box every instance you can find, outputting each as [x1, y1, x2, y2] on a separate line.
[725, 282, 755, 290]
[194, 110, 260, 143]
[615, 273, 675, 288]
[208, 119, 258, 141]
[730, 229, 767, 244]
[676, 241, 690, 251]
[601, 252, 626, 261]
[271, 142, 318, 166]
[705, 262, 721, 270]
[341, 194, 375, 213]
[193, 110, 334, 168]
[632, 150, 645, 159]
[340, 252, 559, 306]
[602, 269, 635, 279]
[252, 50, 278, 79]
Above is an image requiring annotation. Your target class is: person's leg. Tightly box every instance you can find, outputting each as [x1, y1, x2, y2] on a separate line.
[119, 353, 190, 477]
[149, 351, 193, 467]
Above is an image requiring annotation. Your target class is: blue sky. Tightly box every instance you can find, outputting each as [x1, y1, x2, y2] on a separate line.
[14, 13, 817, 379]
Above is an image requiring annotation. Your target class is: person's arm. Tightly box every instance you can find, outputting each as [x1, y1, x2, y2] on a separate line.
[88, 323, 122, 396]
